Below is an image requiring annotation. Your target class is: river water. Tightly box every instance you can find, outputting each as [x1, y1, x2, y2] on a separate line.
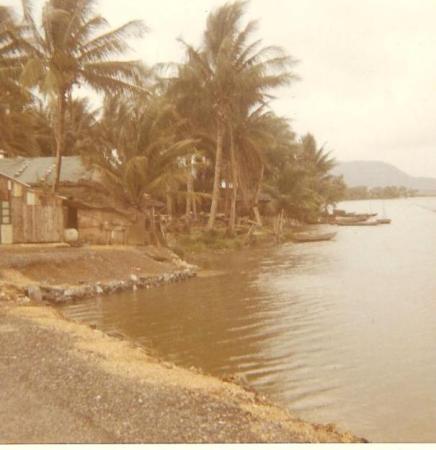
[60, 197, 436, 442]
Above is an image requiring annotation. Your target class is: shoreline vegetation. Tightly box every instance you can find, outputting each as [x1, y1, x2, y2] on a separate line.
[1, 0, 347, 236]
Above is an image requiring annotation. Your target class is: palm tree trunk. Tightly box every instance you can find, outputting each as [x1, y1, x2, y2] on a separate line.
[186, 164, 194, 216]
[166, 184, 173, 220]
[149, 207, 157, 245]
[228, 127, 238, 236]
[224, 164, 231, 217]
[252, 164, 264, 226]
[207, 115, 225, 231]
[53, 89, 67, 192]
[192, 187, 198, 220]
[185, 179, 191, 216]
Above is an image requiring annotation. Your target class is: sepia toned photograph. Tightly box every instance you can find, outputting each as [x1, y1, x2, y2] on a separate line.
[0, 0, 435, 444]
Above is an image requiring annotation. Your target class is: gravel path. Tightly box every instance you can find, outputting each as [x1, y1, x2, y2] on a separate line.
[0, 305, 364, 444]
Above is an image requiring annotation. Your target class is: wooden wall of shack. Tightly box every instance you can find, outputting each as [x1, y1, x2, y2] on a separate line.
[75, 207, 145, 245]
[0, 175, 64, 244]
[0, 175, 146, 246]
[61, 183, 146, 245]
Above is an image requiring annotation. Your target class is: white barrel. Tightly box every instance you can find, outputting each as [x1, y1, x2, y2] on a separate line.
[64, 228, 79, 242]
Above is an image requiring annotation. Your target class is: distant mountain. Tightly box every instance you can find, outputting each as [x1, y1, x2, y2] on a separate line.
[331, 160, 436, 194]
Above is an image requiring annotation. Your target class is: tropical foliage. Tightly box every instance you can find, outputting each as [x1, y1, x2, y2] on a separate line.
[10, 0, 147, 190]
[1, 0, 346, 234]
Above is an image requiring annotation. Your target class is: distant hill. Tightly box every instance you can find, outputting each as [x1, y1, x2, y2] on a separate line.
[331, 160, 436, 195]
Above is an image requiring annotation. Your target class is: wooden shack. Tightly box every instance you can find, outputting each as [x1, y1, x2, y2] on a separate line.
[0, 155, 146, 246]
[0, 172, 64, 244]
[64, 193, 146, 245]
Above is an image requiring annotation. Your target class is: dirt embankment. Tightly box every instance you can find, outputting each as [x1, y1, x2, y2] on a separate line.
[0, 244, 188, 285]
[0, 245, 196, 303]
[0, 305, 365, 443]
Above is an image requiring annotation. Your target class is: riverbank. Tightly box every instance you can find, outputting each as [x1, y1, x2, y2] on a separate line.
[0, 244, 196, 304]
[0, 243, 367, 442]
[0, 304, 365, 443]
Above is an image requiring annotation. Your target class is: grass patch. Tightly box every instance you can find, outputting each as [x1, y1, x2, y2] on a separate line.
[174, 229, 245, 254]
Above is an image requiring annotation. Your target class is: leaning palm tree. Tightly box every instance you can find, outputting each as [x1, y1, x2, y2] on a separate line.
[15, 0, 147, 191]
[177, 1, 297, 231]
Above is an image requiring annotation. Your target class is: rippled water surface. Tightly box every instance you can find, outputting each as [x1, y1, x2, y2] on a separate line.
[60, 198, 436, 442]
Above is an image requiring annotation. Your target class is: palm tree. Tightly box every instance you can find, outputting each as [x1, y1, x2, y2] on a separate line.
[299, 133, 336, 176]
[264, 133, 338, 222]
[14, 0, 147, 191]
[93, 94, 196, 210]
[0, 5, 41, 156]
[178, 1, 297, 231]
[233, 108, 297, 227]
[0, 5, 24, 97]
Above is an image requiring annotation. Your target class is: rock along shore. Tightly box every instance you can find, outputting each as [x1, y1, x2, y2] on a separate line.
[34, 269, 196, 303]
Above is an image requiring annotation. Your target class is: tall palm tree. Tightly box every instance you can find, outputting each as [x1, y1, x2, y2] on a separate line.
[178, 1, 297, 231]
[15, 0, 147, 191]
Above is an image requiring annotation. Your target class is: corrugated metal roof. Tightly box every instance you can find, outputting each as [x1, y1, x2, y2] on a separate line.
[0, 156, 97, 185]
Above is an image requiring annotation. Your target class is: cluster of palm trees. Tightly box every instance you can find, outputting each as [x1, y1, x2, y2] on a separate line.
[0, 0, 345, 233]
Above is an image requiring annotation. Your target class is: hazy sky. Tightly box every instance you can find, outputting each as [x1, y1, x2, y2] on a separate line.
[6, 0, 436, 177]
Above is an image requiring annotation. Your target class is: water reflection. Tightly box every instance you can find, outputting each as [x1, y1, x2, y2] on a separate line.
[60, 198, 436, 442]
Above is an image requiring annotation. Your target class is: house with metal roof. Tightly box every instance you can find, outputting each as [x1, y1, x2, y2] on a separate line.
[0, 155, 146, 245]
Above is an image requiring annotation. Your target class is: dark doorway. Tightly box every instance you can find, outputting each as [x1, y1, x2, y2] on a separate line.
[66, 206, 78, 229]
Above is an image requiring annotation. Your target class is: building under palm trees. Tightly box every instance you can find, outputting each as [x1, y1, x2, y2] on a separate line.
[0, 155, 146, 245]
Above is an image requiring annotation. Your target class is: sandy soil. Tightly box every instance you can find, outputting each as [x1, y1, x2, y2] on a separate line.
[0, 304, 365, 444]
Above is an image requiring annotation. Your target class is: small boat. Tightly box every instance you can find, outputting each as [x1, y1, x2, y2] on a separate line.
[337, 220, 379, 227]
[353, 213, 377, 221]
[346, 212, 377, 220]
[335, 216, 365, 225]
[292, 231, 337, 243]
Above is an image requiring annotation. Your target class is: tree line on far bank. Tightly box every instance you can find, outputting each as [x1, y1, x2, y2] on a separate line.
[344, 185, 418, 200]
[0, 0, 346, 235]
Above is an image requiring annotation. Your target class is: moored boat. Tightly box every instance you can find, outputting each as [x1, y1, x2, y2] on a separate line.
[337, 220, 379, 226]
[335, 216, 365, 225]
[292, 231, 337, 243]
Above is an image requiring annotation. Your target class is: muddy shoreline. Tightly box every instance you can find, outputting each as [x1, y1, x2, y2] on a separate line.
[0, 244, 366, 443]
[0, 304, 365, 443]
